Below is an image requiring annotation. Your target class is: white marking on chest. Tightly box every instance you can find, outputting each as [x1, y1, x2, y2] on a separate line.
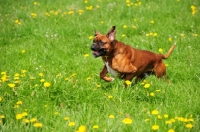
[105, 62, 118, 77]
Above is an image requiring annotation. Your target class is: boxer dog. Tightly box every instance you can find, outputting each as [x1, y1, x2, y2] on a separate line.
[91, 26, 176, 85]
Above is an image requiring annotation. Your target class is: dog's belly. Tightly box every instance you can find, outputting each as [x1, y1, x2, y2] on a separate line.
[105, 62, 118, 77]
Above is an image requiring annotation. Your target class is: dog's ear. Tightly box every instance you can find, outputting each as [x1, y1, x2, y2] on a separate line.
[106, 26, 116, 42]
[94, 31, 100, 36]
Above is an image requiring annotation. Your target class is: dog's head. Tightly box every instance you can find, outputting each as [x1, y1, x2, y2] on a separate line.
[91, 26, 116, 58]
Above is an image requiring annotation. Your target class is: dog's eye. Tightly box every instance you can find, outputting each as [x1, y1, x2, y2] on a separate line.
[99, 41, 105, 45]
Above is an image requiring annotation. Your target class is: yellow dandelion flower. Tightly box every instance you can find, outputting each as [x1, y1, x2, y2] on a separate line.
[152, 124, 159, 131]
[164, 114, 169, 118]
[125, 80, 132, 86]
[168, 37, 172, 42]
[68, 11, 74, 15]
[109, 115, 115, 119]
[193, 34, 198, 37]
[170, 118, 176, 122]
[153, 33, 158, 37]
[150, 92, 155, 97]
[39, 73, 43, 77]
[64, 116, 70, 121]
[16, 114, 23, 120]
[78, 10, 84, 15]
[151, 110, 159, 115]
[0, 97, 2, 102]
[30, 118, 37, 122]
[107, 95, 113, 99]
[86, 6, 93, 10]
[31, 13, 37, 18]
[150, 20, 154, 24]
[123, 25, 127, 28]
[0, 115, 5, 119]
[14, 105, 19, 108]
[22, 112, 28, 117]
[165, 120, 172, 124]
[185, 123, 193, 129]
[22, 119, 30, 123]
[93, 125, 99, 129]
[168, 129, 175, 132]
[132, 25, 136, 29]
[33, 2, 37, 5]
[157, 115, 162, 119]
[89, 36, 93, 40]
[68, 121, 75, 126]
[84, 54, 89, 57]
[54, 112, 59, 115]
[180, 33, 185, 37]
[8, 83, 15, 88]
[22, 50, 25, 53]
[156, 89, 161, 92]
[158, 48, 163, 53]
[40, 79, 45, 82]
[44, 82, 51, 88]
[77, 125, 87, 132]
[122, 118, 133, 124]
[100, 21, 104, 24]
[121, 34, 126, 37]
[165, 64, 169, 67]
[33, 122, 43, 128]
[144, 83, 150, 88]
[16, 100, 22, 105]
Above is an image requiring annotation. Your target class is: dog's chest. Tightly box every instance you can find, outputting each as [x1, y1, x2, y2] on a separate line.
[105, 62, 118, 77]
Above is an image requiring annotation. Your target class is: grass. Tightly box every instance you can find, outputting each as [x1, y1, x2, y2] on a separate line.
[0, 0, 200, 131]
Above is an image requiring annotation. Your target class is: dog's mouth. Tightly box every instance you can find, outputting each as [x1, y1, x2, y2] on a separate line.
[92, 48, 106, 58]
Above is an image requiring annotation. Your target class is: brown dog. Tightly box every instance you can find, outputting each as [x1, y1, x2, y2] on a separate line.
[91, 26, 176, 85]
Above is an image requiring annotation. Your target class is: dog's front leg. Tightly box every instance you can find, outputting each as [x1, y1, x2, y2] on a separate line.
[100, 65, 114, 82]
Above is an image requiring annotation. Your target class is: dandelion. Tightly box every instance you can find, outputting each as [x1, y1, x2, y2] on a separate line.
[44, 82, 51, 88]
[68, 11, 74, 15]
[22, 112, 28, 117]
[14, 105, 19, 108]
[191, 6, 197, 15]
[100, 21, 104, 24]
[8, 83, 15, 88]
[93, 125, 99, 129]
[107, 95, 113, 99]
[132, 25, 136, 29]
[89, 36, 93, 40]
[22, 119, 30, 123]
[165, 120, 172, 124]
[164, 114, 169, 118]
[0, 115, 5, 119]
[84, 54, 89, 57]
[0, 97, 2, 102]
[68, 121, 75, 126]
[150, 20, 154, 24]
[109, 115, 115, 119]
[76, 125, 87, 132]
[150, 92, 155, 97]
[31, 13, 37, 18]
[152, 125, 159, 131]
[33, 2, 37, 5]
[40, 79, 45, 82]
[168, 37, 172, 42]
[16, 114, 23, 120]
[54, 112, 59, 115]
[170, 118, 176, 123]
[21, 50, 25, 53]
[157, 115, 162, 119]
[158, 48, 163, 53]
[156, 89, 161, 92]
[193, 34, 198, 37]
[125, 80, 132, 86]
[180, 33, 185, 37]
[39, 73, 43, 77]
[16, 100, 22, 105]
[123, 25, 127, 28]
[185, 123, 193, 129]
[30, 118, 37, 122]
[122, 118, 133, 124]
[45, 12, 50, 17]
[168, 129, 175, 132]
[151, 110, 159, 115]
[153, 33, 158, 37]
[121, 34, 126, 37]
[33, 122, 43, 128]
[64, 116, 70, 121]
[165, 64, 169, 67]
[78, 10, 84, 15]
[86, 6, 93, 10]
[144, 83, 150, 88]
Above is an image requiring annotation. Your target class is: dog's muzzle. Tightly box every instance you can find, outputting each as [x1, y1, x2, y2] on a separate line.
[91, 43, 106, 58]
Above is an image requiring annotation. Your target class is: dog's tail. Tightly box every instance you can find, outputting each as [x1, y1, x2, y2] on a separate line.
[161, 43, 176, 59]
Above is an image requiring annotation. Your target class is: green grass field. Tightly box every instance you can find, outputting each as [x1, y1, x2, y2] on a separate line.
[0, 0, 200, 131]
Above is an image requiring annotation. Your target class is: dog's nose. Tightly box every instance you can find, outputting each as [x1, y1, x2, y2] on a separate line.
[91, 43, 97, 50]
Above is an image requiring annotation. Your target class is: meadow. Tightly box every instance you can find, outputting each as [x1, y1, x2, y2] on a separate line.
[0, 0, 200, 131]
